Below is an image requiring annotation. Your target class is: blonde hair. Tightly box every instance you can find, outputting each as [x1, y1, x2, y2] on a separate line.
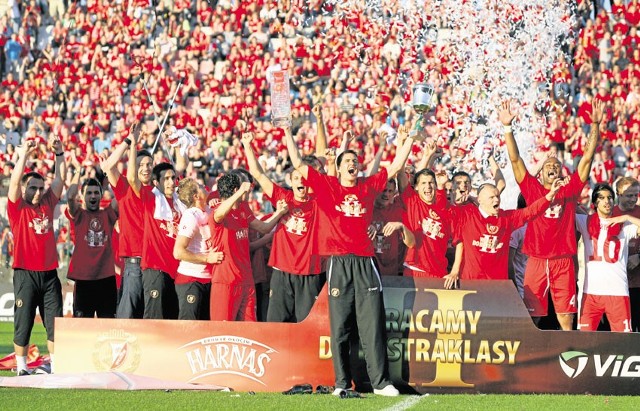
[177, 178, 199, 208]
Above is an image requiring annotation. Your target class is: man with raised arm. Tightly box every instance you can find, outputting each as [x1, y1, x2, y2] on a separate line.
[8, 136, 66, 375]
[501, 98, 606, 330]
[241, 130, 325, 323]
[284, 118, 420, 397]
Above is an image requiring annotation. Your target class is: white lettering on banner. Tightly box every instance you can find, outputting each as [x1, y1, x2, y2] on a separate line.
[180, 336, 277, 385]
[595, 355, 640, 377]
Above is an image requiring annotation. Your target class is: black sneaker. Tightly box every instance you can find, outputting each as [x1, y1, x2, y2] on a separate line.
[33, 364, 51, 375]
[17, 369, 31, 376]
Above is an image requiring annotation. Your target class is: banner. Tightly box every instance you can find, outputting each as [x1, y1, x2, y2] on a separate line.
[55, 278, 640, 394]
[0, 283, 74, 322]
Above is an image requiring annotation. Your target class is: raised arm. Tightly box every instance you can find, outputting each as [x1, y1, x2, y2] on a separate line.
[577, 98, 606, 183]
[488, 155, 506, 194]
[50, 136, 66, 199]
[99, 135, 131, 188]
[213, 181, 252, 223]
[366, 132, 387, 176]
[312, 105, 327, 159]
[415, 137, 439, 172]
[127, 122, 143, 196]
[248, 198, 289, 234]
[499, 100, 527, 184]
[241, 131, 274, 198]
[8, 140, 38, 202]
[385, 122, 416, 179]
[283, 124, 309, 179]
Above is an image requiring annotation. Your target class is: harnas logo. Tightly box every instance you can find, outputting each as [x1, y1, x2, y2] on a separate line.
[559, 351, 640, 378]
[180, 335, 277, 385]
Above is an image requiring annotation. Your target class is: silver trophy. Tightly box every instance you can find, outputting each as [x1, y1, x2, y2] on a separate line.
[269, 70, 292, 128]
[410, 83, 435, 140]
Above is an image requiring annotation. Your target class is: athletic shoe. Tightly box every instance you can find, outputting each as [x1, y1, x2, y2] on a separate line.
[332, 388, 345, 396]
[17, 369, 31, 376]
[373, 385, 400, 396]
[33, 364, 51, 375]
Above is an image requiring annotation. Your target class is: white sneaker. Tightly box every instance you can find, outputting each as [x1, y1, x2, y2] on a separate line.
[332, 388, 345, 396]
[373, 385, 400, 397]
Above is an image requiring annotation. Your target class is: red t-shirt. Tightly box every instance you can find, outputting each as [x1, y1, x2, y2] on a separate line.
[267, 184, 322, 275]
[372, 200, 406, 276]
[519, 171, 585, 259]
[140, 188, 183, 278]
[402, 186, 451, 278]
[304, 167, 388, 256]
[111, 176, 148, 257]
[456, 197, 551, 280]
[67, 207, 117, 281]
[209, 202, 255, 285]
[7, 190, 58, 271]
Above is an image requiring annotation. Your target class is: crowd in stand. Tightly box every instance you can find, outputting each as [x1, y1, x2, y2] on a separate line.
[3, 0, 640, 384]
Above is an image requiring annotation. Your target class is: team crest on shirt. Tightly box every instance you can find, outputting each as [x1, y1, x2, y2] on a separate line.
[86, 218, 107, 247]
[429, 209, 440, 220]
[336, 194, 366, 217]
[421, 217, 444, 240]
[29, 214, 50, 234]
[544, 203, 562, 219]
[486, 224, 499, 235]
[283, 209, 308, 235]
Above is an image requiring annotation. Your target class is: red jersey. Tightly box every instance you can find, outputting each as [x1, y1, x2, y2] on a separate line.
[456, 197, 551, 280]
[140, 188, 183, 278]
[402, 186, 451, 278]
[7, 190, 58, 271]
[267, 184, 322, 275]
[304, 167, 388, 256]
[209, 202, 255, 285]
[519, 171, 585, 259]
[111, 176, 148, 257]
[372, 200, 406, 276]
[67, 207, 117, 281]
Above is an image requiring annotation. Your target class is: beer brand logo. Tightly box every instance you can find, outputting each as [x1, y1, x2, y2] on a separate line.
[559, 351, 588, 378]
[150, 290, 159, 298]
[187, 295, 196, 304]
[331, 288, 340, 297]
[93, 329, 141, 373]
[486, 224, 499, 235]
[180, 336, 278, 385]
[15, 299, 23, 308]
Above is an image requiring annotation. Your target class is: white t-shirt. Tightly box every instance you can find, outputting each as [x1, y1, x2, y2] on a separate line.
[176, 207, 212, 279]
[576, 214, 638, 296]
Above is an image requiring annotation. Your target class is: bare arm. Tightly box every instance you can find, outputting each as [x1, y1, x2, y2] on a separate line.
[312, 105, 327, 159]
[385, 123, 416, 178]
[213, 181, 252, 223]
[499, 100, 527, 183]
[173, 235, 224, 264]
[248, 199, 289, 234]
[381, 222, 415, 248]
[283, 124, 309, 179]
[50, 136, 66, 199]
[488, 156, 506, 194]
[241, 131, 274, 198]
[366, 133, 387, 176]
[66, 182, 80, 217]
[444, 242, 463, 289]
[99, 137, 131, 187]
[249, 231, 274, 251]
[8, 141, 38, 203]
[577, 99, 606, 183]
[127, 122, 143, 196]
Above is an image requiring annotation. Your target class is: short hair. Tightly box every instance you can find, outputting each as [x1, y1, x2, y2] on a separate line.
[81, 178, 103, 196]
[591, 183, 615, 206]
[152, 162, 175, 183]
[413, 169, 435, 186]
[217, 173, 240, 200]
[229, 168, 253, 184]
[451, 171, 471, 182]
[477, 183, 497, 196]
[337, 149, 358, 167]
[177, 178, 199, 208]
[21, 172, 44, 185]
[302, 155, 322, 170]
[136, 150, 153, 162]
[615, 176, 640, 195]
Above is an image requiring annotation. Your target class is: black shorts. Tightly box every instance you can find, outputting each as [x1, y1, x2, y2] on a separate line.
[13, 269, 62, 346]
[73, 276, 117, 318]
[175, 281, 211, 320]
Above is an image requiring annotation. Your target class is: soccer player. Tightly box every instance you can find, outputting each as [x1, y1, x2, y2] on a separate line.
[613, 177, 640, 331]
[502, 98, 605, 330]
[100, 123, 152, 319]
[576, 184, 640, 332]
[284, 118, 419, 397]
[454, 181, 562, 281]
[209, 173, 288, 321]
[66, 177, 118, 318]
[242, 130, 326, 322]
[172, 178, 224, 320]
[8, 136, 66, 375]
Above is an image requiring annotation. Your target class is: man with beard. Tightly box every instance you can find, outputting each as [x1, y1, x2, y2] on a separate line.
[576, 183, 640, 332]
[241, 130, 326, 322]
[502, 99, 605, 330]
[65, 177, 118, 318]
[613, 177, 640, 331]
[455, 181, 562, 281]
[8, 136, 66, 375]
[284, 118, 418, 397]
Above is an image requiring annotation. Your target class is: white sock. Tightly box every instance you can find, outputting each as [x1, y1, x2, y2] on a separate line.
[50, 354, 55, 374]
[16, 355, 28, 373]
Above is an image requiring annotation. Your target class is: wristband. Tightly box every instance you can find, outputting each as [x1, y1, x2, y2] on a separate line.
[124, 138, 132, 146]
[55, 152, 64, 157]
[503, 125, 512, 134]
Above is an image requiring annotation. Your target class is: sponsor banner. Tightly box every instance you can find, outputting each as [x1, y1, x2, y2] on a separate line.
[0, 283, 74, 322]
[55, 278, 640, 394]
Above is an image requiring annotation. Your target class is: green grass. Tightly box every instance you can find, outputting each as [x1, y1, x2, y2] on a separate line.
[1, 322, 640, 410]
